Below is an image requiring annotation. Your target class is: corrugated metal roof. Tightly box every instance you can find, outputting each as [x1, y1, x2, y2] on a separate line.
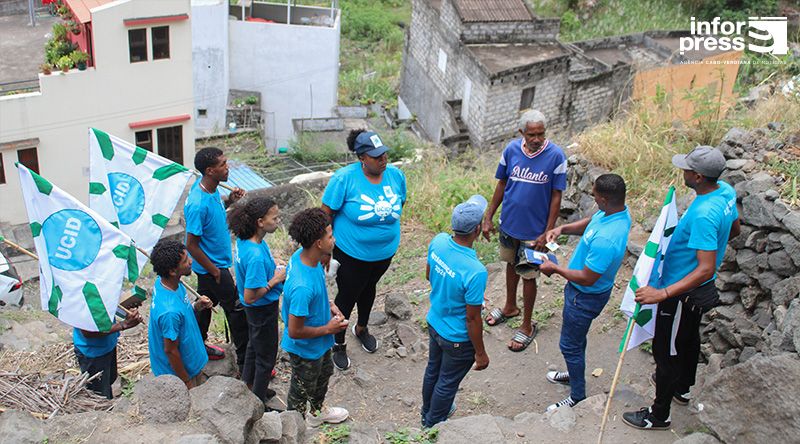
[219, 161, 273, 197]
[65, 0, 115, 23]
[453, 0, 532, 22]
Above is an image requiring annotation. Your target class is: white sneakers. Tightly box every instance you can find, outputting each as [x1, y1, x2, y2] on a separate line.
[307, 406, 350, 427]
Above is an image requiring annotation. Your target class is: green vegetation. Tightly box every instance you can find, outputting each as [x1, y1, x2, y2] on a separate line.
[385, 427, 439, 444]
[317, 424, 350, 444]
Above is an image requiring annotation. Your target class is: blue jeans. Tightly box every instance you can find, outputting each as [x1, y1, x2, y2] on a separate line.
[560, 283, 611, 401]
[421, 326, 475, 427]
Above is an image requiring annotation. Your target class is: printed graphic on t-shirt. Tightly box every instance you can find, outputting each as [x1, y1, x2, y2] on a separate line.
[357, 188, 401, 222]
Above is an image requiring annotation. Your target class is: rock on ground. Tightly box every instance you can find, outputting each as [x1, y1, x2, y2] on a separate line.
[437, 414, 504, 444]
[0, 410, 46, 444]
[134, 374, 191, 424]
[202, 343, 239, 378]
[698, 354, 800, 443]
[189, 376, 264, 444]
[672, 433, 722, 444]
[384, 293, 413, 320]
[247, 412, 282, 444]
[176, 435, 223, 444]
[278, 410, 306, 444]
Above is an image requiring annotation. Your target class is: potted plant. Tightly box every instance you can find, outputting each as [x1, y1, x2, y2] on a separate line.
[56, 55, 72, 72]
[52, 23, 67, 41]
[40, 63, 53, 75]
[69, 50, 89, 70]
[66, 20, 81, 35]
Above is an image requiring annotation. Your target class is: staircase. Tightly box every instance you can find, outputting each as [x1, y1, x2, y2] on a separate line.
[441, 99, 471, 154]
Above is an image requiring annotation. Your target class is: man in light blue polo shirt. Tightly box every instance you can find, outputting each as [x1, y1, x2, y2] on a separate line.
[422, 195, 490, 428]
[539, 174, 631, 412]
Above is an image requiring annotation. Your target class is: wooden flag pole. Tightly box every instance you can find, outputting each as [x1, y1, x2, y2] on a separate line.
[1, 236, 133, 317]
[597, 313, 638, 444]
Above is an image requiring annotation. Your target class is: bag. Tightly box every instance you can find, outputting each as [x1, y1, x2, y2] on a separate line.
[679, 280, 719, 312]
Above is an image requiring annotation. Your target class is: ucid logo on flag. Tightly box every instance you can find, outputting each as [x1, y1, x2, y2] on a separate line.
[679, 16, 788, 55]
[108, 172, 146, 225]
[43, 209, 102, 271]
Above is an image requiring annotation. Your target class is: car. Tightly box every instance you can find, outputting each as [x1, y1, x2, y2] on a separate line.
[0, 251, 23, 307]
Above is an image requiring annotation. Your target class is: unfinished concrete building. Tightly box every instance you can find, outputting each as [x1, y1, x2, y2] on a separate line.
[399, 0, 739, 149]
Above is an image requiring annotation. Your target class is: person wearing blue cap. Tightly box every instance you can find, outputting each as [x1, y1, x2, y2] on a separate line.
[421, 195, 490, 428]
[623, 145, 740, 430]
[538, 174, 631, 412]
[321, 129, 407, 370]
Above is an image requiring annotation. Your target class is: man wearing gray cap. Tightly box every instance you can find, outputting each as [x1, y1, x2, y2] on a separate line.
[421, 195, 490, 427]
[624, 146, 740, 430]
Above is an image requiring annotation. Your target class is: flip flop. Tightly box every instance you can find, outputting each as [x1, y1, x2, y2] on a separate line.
[485, 307, 519, 326]
[508, 324, 538, 352]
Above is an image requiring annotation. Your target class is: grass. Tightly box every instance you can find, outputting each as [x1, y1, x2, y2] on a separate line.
[639, 340, 653, 354]
[466, 391, 491, 408]
[121, 375, 135, 399]
[766, 158, 800, 206]
[317, 424, 350, 444]
[385, 427, 439, 444]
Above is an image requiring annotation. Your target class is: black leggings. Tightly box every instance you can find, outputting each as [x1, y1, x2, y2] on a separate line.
[332, 246, 393, 344]
[242, 301, 279, 401]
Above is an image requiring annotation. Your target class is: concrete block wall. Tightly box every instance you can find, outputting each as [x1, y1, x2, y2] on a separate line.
[460, 18, 560, 44]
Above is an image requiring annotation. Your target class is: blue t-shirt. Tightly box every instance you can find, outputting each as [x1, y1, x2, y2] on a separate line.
[281, 249, 334, 360]
[426, 233, 488, 343]
[234, 238, 283, 307]
[568, 208, 632, 294]
[184, 181, 232, 274]
[659, 181, 738, 288]
[148, 278, 208, 379]
[495, 139, 567, 240]
[73, 328, 119, 358]
[321, 163, 407, 261]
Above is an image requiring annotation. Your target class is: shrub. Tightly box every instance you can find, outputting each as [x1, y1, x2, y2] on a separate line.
[52, 23, 67, 41]
[56, 55, 73, 71]
[69, 50, 88, 64]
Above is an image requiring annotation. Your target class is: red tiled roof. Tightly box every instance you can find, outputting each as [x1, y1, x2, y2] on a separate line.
[453, 0, 533, 22]
[65, 0, 115, 23]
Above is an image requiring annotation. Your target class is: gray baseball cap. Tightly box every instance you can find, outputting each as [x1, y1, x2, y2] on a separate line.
[452, 195, 488, 234]
[672, 145, 726, 178]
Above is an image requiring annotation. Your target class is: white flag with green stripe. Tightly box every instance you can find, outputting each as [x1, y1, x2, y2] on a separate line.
[17, 164, 138, 332]
[88, 128, 193, 273]
[619, 186, 678, 351]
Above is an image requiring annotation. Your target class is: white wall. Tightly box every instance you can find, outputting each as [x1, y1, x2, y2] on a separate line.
[228, 12, 340, 151]
[191, 0, 229, 137]
[0, 0, 195, 225]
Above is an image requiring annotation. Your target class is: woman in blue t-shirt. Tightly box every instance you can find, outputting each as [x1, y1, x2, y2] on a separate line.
[321, 129, 407, 370]
[228, 197, 286, 403]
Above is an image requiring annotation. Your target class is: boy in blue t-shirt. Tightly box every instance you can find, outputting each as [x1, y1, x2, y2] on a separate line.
[482, 110, 567, 352]
[184, 147, 247, 368]
[283, 208, 349, 427]
[421, 195, 490, 428]
[539, 174, 631, 412]
[73, 305, 142, 399]
[148, 239, 213, 388]
[623, 146, 740, 431]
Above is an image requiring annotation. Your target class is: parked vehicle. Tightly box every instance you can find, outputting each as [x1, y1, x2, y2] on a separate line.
[0, 251, 23, 307]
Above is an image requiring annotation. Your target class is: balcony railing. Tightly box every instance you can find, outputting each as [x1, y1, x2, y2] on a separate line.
[229, 1, 338, 27]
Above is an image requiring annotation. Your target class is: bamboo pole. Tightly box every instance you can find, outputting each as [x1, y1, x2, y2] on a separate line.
[597, 313, 638, 444]
[1, 237, 132, 317]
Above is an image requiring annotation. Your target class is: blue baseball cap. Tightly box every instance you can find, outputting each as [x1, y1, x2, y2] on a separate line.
[354, 131, 390, 157]
[452, 195, 488, 234]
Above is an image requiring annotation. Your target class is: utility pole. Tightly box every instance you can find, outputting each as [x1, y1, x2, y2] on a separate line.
[28, 0, 37, 27]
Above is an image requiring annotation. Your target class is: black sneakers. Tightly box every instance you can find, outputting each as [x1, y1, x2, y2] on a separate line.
[622, 407, 671, 430]
[546, 396, 579, 412]
[332, 343, 351, 371]
[649, 372, 691, 405]
[546, 370, 570, 385]
[352, 324, 379, 353]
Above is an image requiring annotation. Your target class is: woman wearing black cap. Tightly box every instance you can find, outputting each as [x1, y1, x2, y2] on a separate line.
[320, 129, 407, 370]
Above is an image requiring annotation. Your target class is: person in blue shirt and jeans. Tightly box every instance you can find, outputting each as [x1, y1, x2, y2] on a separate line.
[73, 305, 143, 399]
[482, 110, 567, 352]
[148, 239, 213, 388]
[229, 197, 286, 403]
[184, 147, 247, 369]
[321, 129, 407, 370]
[422, 195, 490, 428]
[283, 208, 349, 427]
[624, 146, 740, 430]
[539, 174, 632, 412]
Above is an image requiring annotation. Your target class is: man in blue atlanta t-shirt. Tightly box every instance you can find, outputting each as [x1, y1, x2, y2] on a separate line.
[623, 146, 740, 431]
[148, 239, 213, 388]
[184, 147, 247, 368]
[482, 109, 567, 352]
[539, 174, 631, 412]
[422, 195, 490, 428]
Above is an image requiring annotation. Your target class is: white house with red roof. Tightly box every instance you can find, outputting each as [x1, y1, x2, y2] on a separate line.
[0, 0, 195, 225]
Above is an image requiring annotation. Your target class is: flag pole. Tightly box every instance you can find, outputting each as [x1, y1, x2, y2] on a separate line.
[133, 245, 214, 310]
[1, 236, 133, 316]
[597, 308, 639, 444]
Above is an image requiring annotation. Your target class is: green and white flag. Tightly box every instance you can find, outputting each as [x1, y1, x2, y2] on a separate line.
[619, 186, 678, 351]
[17, 164, 138, 332]
[88, 128, 193, 272]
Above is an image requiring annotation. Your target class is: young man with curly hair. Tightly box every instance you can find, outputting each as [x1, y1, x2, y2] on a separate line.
[283, 208, 349, 427]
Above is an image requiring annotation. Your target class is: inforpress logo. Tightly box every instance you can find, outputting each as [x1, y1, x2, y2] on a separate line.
[680, 17, 788, 55]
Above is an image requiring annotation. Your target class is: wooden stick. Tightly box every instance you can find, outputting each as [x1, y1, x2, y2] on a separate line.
[1, 238, 132, 317]
[597, 314, 637, 444]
